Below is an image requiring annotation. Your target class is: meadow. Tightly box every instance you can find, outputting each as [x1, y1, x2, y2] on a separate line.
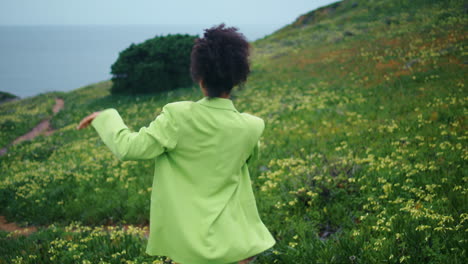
[0, 0, 467, 263]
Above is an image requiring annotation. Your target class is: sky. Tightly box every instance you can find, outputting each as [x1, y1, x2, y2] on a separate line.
[0, 0, 339, 27]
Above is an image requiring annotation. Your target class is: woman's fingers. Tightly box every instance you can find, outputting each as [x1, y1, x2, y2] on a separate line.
[77, 112, 100, 130]
[77, 116, 91, 130]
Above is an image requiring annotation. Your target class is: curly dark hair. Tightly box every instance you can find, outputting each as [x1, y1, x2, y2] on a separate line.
[190, 24, 250, 97]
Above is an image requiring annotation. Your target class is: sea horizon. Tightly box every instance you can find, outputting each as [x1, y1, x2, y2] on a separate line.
[0, 24, 280, 98]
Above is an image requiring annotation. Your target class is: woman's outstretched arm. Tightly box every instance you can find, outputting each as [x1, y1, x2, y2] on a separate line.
[77, 106, 179, 161]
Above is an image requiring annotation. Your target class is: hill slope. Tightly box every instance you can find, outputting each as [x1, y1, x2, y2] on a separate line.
[1, 0, 467, 263]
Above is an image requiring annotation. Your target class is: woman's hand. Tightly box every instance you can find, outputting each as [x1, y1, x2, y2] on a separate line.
[77, 111, 101, 130]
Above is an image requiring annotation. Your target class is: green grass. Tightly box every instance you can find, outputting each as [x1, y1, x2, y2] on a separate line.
[1, 0, 467, 263]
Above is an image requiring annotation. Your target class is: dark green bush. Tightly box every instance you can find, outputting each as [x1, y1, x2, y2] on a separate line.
[110, 34, 197, 95]
[0, 91, 18, 103]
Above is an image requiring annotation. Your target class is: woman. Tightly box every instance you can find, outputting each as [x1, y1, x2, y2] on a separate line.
[78, 24, 275, 264]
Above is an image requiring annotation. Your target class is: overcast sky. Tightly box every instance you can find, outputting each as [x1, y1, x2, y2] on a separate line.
[0, 0, 339, 27]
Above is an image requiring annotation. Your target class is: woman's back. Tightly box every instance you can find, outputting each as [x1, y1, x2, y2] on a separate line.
[146, 96, 274, 263]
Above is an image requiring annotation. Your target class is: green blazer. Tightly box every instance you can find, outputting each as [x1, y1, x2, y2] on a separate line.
[91, 96, 276, 264]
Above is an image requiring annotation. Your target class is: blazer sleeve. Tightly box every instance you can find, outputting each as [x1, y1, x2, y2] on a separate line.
[246, 140, 260, 165]
[91, 105, 178, 161]
[246, 117, 265, 165]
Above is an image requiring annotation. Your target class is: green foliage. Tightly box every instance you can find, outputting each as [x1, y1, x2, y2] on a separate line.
[110, 34, 197, 95]
[0, 223, 162, 264]
[0, 91, 18, 103]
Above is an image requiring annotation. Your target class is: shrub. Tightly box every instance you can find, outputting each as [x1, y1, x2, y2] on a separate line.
[0, 91, 18, 104]
[110, 34, 197, 95]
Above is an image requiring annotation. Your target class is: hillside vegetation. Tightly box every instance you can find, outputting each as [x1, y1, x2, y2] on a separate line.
[1, 0, 466, 263]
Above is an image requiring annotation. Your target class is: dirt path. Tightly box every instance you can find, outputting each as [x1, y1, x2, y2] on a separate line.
[0, 215, 149, 238]
[0, 216, 37, 236]
[0, 98, 64, 156]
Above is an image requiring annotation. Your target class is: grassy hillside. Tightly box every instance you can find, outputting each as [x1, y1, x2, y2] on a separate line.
[1, 0, 467, 263]
[0, 93, 59, 148]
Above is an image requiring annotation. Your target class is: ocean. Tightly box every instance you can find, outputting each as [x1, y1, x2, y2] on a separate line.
[0, 24, 279, 98]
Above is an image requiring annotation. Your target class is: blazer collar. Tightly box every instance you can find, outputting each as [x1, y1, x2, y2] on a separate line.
[197, 96, 238, 112]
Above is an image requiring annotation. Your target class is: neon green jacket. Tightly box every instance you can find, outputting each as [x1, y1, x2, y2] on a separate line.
[91, 96, 276, 264]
